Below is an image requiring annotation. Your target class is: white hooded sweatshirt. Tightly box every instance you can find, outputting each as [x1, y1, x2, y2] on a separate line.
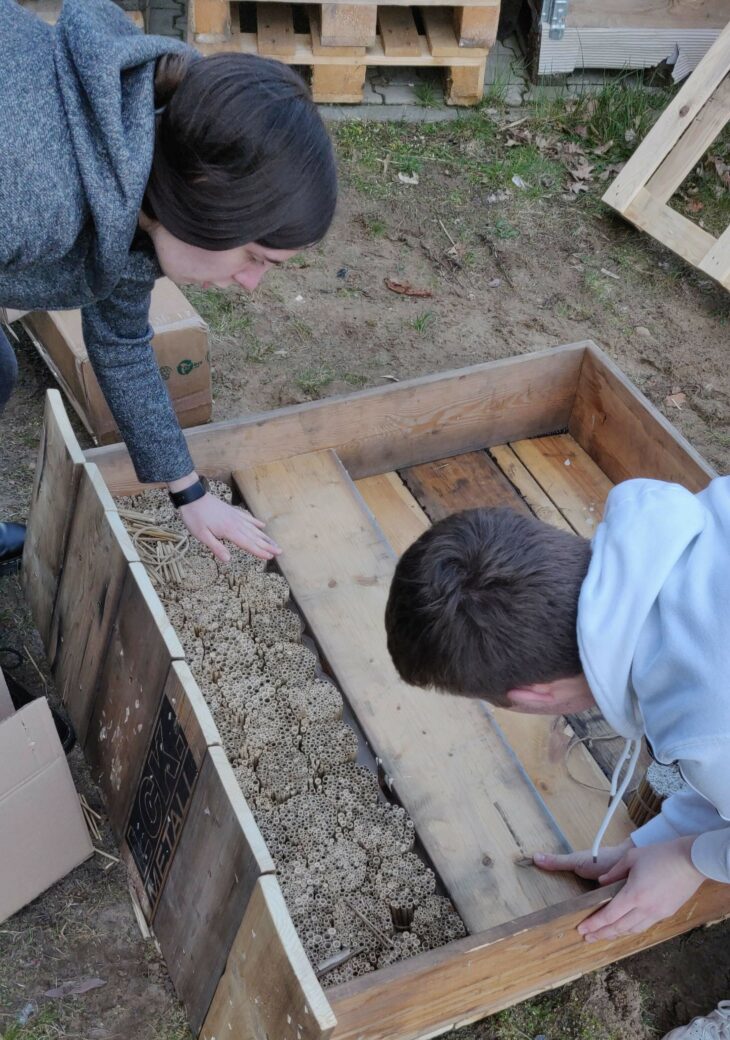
[577, 475, 730, 883]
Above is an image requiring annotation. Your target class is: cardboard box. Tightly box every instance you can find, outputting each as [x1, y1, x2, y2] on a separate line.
[0, 671, 93, 924]
[22, 279, 212, 444]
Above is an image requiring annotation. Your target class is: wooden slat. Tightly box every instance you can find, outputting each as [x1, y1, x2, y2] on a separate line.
[85, 563, 184, 840]
[567, 0, 730, 30]
[257, 2, 296, 55]
[510, 434, 613, 538]
[623, 188, 718, 268]
[391, 450, 631, 850]
[602, 22, 730, 213]
[22, 390, 85, 649]
[421, 6, 463, 56]
[237, 450, 585, 934]
[191, 0, 231, 39]
[698, 220, 730, 288]
[453, 4, 499, 48]
[48, 464, 138, 746]
[645, 75, 730, 204]
[320, 3, 377, 46]
[310, 6, 366, 56]
[378, 6, 421, 57]
[447, 62, 487, 105]
[311, 63, 367, 102]
[201, 874, 336, 1040]
[401, 450, 532, 520]
[489, 444, 573, 530]
[153, 746, 274, 1035]
[121, 661, 221, 921]
[327, 879, 730, 1040]
[569, 345, 715, 491]
[89, 344, 587, 497]
[355, 471, 430, 550]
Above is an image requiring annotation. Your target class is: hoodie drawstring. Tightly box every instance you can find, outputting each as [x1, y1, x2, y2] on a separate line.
[591, 738, 642, 862]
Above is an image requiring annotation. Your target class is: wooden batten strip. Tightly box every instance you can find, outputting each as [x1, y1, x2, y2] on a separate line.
[645, 76, 730, 204]
[453, 3, 499, 48]
[153, 745, 275, 1034]
[623, 187, 717, 268]
[569, 345, 716, 491]
[191, 0, 232, 40]
[697, 221, 730, 289]
[310, 5, 366, 55]
[488, 444, 573, 530]
[85, 561, 185, 841]
[49, 464, 139, 746]
[327, 879, 730, 1040]
[87, 342, 588, 496]
[378, 6, 421, 57]
[421, 6, 464, 57]
[201, 874, 337, 1040]
[257, 2, 296, 55]
[602, 21, 730, 213]
[22, 389, 85, 649]
[236, 450, 585, 935]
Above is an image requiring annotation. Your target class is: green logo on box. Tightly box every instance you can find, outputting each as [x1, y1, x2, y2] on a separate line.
[177, 358, 202, 376]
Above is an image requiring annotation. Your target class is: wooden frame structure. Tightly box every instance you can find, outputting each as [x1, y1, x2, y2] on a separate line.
[603, 20, 730, 291]
[190, 1, 500, 105]
[24, 342, 729, 1040]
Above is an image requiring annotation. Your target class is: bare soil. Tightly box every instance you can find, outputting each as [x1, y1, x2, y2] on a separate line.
[1, 96, 729, 1040]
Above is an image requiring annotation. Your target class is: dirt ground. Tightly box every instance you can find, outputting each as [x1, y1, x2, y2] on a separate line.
[1, 86, 729, 1040]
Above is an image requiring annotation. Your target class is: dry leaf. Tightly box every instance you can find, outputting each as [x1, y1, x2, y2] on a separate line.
[592, 141, 614, 156]
[384, 278, 433, 298]
[687, 199, 704, 213]
[45, 978, 106, 999]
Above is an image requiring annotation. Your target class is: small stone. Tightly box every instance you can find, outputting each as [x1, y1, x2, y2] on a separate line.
[634, 325, 652, 338]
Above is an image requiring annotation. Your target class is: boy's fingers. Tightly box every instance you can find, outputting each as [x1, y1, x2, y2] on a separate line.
[533, 851, 577, 871]
[598, 855, 631, 885]
[578, 890, 633, 938]
[582, 908, 647, 943]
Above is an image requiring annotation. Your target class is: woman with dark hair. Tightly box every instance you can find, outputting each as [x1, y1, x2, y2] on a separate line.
[0, 0, 337, 573]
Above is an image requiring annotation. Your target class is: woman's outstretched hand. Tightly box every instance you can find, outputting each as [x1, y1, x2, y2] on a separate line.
[179, 492, 281, 562]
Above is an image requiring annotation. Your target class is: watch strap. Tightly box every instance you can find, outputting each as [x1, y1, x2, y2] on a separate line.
[169, 476, 209, 509]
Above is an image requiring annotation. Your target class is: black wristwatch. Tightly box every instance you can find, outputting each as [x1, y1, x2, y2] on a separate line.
[169, 475, 210, 509]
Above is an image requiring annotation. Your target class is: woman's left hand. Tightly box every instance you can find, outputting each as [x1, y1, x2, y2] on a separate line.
[179, 492, 281, 562]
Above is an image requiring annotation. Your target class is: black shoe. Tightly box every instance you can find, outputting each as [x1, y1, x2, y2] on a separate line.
[4, 672, 76, 754]
[0, 522, 25, 576]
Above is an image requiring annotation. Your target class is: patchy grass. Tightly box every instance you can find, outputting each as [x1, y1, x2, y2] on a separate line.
[296, 366, 336, 396]
[410, 310, 436, 333]
[413, 81, 442, 108]
[184, 288, 251, 338]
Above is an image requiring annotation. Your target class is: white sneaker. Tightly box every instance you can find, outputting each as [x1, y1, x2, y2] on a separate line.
[663, 1003, 730, 1040]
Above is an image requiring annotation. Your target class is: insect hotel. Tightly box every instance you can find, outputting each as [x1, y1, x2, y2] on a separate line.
[23, 341, 729, 1040]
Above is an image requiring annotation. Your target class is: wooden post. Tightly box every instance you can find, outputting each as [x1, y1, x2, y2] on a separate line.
[320, 4, 377, 47]
[453, 4, 499, 48]
[190, 0, 232, 41]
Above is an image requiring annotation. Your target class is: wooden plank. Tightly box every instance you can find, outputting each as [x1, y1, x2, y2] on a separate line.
[355, 471, 430, 551]
[236, 450, 585, 934]
[88, 343, 587, 496]
[190, 0, 232, 39]
[510, 434, 613, 538]
[320, 3, 377, 46]
[567, 0, 729, 31]
[257, 2, 296, 55]
[22, 390, 85, 650]
[602, 21, 730, 213]
[154, 746, 275, 1035]
[453, 4, 499, 48]
[489, 444, 573, 531]
[311, 63, 367, 102]
[378, 6, 421, 57]
[569, 345, 716, 491]
[421, 7, 463, 57]
[310, 6, 366, 56]
[645, 76, 730, 204]
[48, 464, 138, 747]
[446, 62, 487, 105]
[401, 450, 532, 521]
[201, 874, 336, 1040]
[622, 187, 718, 268]
[389, 450, 630, 850]
[697, 220, 730, 289]
[122, 661, 221, 921]
[85, 563, 184, 840]
[327, 879, 730, 1040]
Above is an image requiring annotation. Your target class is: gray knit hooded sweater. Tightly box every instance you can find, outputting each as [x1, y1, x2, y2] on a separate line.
[0, 0, 194, 483]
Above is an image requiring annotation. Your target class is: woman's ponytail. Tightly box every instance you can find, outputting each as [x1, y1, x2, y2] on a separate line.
[153, 52, 194, 112]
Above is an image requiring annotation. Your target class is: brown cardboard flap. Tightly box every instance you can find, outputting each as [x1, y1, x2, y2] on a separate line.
[0, 698, 93, 923]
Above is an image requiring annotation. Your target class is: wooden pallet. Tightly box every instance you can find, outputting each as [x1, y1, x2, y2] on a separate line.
[603, 20, 730, 291]
[24, 343, 729, 1040]
[191, 1, 499, 104]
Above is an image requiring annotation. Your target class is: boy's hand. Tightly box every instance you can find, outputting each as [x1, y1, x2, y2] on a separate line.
[535, 836, 704, 942]
[533, 840, 633, 881]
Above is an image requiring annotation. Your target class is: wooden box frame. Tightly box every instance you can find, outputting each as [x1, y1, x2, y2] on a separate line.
[603, 20, 730, 291]
[23, 341, 729, 1040]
